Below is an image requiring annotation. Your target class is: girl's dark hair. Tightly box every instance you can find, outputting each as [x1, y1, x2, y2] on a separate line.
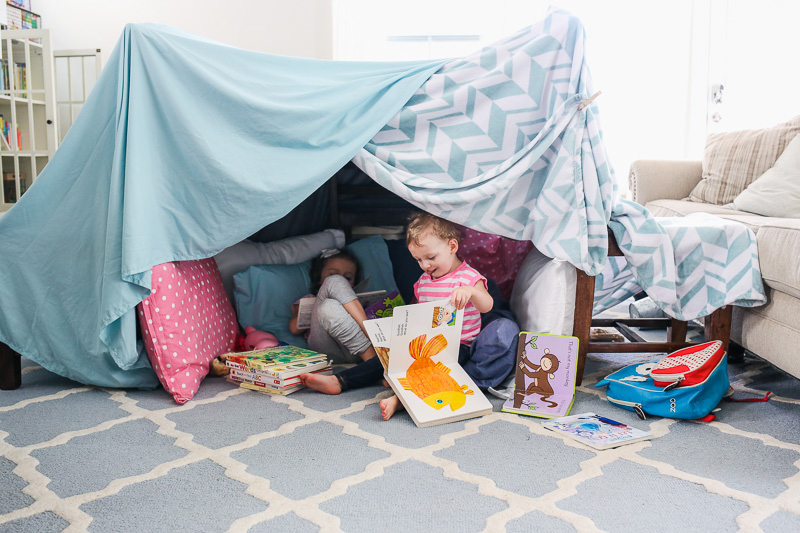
[308, 249, 362, 294]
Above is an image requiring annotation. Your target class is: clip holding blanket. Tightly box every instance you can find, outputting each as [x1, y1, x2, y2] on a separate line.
[578, 90, 601, 110]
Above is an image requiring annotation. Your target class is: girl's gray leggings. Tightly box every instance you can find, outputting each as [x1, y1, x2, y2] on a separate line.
[307, 275, 371, 364]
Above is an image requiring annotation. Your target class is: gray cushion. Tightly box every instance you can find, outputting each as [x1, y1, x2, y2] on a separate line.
[756, 221, 800, 298]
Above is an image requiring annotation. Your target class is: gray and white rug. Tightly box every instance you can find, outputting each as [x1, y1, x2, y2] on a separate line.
[2, 349, 799, 533]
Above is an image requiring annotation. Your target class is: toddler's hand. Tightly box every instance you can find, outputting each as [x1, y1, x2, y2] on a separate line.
[450, 286, 472, 310]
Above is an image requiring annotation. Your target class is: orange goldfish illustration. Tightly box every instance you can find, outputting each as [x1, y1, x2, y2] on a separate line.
[397, 333, 474, 411]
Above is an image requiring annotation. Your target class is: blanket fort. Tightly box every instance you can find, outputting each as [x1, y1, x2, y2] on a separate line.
[0, 10, 766, 388]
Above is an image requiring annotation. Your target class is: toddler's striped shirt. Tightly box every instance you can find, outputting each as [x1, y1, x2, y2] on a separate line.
[414, 261, 487, 345]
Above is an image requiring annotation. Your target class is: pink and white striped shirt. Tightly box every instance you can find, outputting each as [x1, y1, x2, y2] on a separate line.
[414, 261, 487, 345]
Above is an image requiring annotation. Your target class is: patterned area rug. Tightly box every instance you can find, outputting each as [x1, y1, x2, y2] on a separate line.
[2, 349, 799, 532]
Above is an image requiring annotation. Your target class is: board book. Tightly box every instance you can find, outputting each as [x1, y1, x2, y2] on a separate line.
[540, 412, 653, 450]
[295, 277, 387, 329]
[234, 379, 304, 396]
[501, 331, 579, 419]
[375, 299, 492, 428]
[362, 316, 391, 373]
[364, 290, 405, 320]
[224, 345, 327, 373]
[225, 358, 330, 380]
[229, 362, 331, 386]
[229, 366, 333, 396]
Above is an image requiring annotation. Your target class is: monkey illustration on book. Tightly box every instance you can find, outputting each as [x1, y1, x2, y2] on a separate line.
[517, 348, 560, 408]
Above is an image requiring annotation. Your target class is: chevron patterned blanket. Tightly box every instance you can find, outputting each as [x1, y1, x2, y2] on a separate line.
[355, 10, 766, 320]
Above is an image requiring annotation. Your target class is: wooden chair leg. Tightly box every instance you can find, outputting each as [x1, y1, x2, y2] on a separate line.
[0, 341, 22, 390]
[705, 305, 732, 353]
[570, 229, 735, 388]
[669, 318, 687, 343]
[572, 269, 596, 386]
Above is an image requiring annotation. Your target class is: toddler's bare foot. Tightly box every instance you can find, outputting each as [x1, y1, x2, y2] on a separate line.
[301, 373, 342, 395]
[380, 395, 405, 421]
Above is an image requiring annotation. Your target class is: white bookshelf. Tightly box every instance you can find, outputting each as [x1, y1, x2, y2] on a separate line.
[0, 28, 57, 213]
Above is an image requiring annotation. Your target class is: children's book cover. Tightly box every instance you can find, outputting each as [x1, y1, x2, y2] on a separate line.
[540, 412, 653, 450]
[364, 290, 405, 320]
[386, 300, 492, 428]
[501, 331, 579, 419]
[224, 345, 327, 372]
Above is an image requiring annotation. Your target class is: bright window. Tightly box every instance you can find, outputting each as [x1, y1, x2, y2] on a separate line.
[333, 1, 800, 196]
[333, 1, 695, 194]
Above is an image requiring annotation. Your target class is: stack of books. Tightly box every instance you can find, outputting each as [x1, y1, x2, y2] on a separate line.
[224, 345, 331, 395]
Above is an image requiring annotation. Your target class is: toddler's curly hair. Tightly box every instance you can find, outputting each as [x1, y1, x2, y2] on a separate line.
[406, 212, 460, 246]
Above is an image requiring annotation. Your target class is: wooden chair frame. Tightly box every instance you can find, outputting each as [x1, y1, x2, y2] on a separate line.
[571, 230, 732, 385]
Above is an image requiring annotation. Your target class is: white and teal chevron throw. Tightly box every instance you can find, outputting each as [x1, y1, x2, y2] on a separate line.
[354, 9, 766, 320]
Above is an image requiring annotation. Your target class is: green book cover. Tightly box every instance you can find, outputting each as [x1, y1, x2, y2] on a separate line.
[224, 345, 327, 371]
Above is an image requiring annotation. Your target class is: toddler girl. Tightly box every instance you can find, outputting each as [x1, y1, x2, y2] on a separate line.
[303, 213, 518, 421]
[290, 249, 377, 365]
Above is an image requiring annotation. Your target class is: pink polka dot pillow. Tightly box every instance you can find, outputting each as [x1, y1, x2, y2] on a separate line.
[137, 258, 238, 404]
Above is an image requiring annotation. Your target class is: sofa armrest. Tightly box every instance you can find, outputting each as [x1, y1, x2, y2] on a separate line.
[628, 160, 703, 206]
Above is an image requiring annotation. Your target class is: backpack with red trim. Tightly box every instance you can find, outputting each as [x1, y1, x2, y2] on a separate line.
[596, 342, 730, 420]
[649, 340, 724, 388]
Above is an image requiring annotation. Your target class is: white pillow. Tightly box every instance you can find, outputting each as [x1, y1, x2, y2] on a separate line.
[731, 133, 800, 218]
[214, 229, 345, 304]
[510, 247, 576, 336]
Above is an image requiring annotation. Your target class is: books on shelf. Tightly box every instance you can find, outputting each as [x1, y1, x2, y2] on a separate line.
[364, 300, 492, 428]
[5, 4, 42, 31]
[540, 412, 653, 450]
[0, 114, 22, 151]
[501, 331, 579, 419]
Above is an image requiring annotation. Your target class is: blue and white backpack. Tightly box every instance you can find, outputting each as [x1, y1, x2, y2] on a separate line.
[595, 353, 731, 420]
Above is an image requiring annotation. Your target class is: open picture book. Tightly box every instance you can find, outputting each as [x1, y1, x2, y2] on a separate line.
[364, 300, 493, 428]
[501, 331, 579, 419]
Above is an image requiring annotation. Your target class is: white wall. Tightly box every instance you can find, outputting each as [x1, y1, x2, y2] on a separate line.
[34, 0, 333, 65]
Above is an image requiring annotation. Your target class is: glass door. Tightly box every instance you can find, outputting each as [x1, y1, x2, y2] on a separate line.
[0, 28, 57, 212]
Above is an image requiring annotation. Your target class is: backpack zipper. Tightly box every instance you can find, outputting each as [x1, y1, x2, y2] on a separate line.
[651, 371, 687, 384]
[663, 376, 685, 391]
[607, 397, 647, 420]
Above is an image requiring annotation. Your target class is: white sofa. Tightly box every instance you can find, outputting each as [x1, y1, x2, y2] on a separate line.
[629, 159, 800, 380]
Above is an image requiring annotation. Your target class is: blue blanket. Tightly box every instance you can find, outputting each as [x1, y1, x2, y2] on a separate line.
[0, 13, 766, 389]
[0, 24, 444, 387]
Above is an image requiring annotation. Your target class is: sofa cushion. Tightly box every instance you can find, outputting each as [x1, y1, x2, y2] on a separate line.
[644, 200, 777, 234]
[731, 133, 800, 218]
[645, 199, 744, 218]
[756, 221, 800, 298]
[688, 116, 800, 205]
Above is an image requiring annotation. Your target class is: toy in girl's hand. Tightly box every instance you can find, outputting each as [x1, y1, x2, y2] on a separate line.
[242, 326, 279, 350]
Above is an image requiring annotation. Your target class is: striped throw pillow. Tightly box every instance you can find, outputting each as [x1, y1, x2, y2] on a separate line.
[689, 116, 800, 205]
